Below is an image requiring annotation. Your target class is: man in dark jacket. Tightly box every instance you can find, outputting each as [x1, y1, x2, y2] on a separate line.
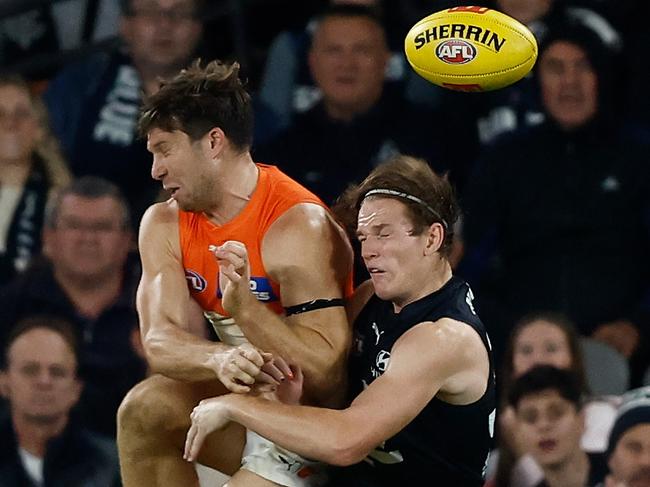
[460, 19, 650, 384]
[0, 176, 147, 437]
[254, 4, 470, 207]
[43, 0, 205, 227]
[0, 315, 120, 487]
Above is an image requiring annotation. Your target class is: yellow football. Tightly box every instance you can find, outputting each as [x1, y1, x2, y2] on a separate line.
[404, 6, 538, 92]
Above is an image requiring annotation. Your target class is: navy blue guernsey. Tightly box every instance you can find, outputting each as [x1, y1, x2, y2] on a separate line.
[335, 275, 496, 487]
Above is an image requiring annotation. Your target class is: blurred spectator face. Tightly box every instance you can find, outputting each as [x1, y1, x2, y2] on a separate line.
[309, 14, 389, 119]
[1, 327, 81, 423]
[539, 40, 598, 131]
[515, 389, 584, 468]
[608, 424, 650, 487]
[44, 194, 132, 282]
[120, 0, 202, 72]
[513, 320, 572, 377]
[0, 83, 43, 163]
[497, 0, 553, 24]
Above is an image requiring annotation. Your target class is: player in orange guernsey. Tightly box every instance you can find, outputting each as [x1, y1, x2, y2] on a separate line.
[116, 60, 354, 487]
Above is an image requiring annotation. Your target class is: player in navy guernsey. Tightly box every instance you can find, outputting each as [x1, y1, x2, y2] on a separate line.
[183, 155, 497, 487]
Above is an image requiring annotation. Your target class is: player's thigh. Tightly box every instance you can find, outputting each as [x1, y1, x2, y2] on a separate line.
[226, 469, 282, 487]
[120, 374, 246, 473]
[120, 374, 226, 428]
[196, 420, 246, 475]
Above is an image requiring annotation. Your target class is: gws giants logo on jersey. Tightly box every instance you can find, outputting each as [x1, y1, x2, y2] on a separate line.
[217, 276, 279, 302]
[436, 39, 477, 64]
[185, 269, 207, 292]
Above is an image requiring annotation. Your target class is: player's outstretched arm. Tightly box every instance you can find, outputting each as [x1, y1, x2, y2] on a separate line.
[137, 202, 273, 389]
[221, 203, 354, 406]
[185, 318, 490, 464]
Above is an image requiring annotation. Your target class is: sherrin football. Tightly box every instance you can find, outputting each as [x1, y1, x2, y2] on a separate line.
[404, 6, 538, 92]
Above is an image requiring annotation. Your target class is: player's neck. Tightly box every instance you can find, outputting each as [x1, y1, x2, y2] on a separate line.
[204, 155, 259, 225]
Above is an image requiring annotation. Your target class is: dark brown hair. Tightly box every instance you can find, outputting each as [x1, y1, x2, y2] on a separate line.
[500, 311, 588, 397]
[2, 315, 80, 372]
[138, 59, 253, 150]
[333, 154, 459, 256]
[493, 311, 588, 487]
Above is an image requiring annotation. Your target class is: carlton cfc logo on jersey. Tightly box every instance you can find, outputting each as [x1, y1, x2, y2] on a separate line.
[184, 270, 207, 292]
[217, 276, 279, 302]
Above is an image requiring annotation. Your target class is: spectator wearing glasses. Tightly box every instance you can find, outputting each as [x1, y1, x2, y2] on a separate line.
[0, 176, 148, 438]
[43, 0, 205, 228]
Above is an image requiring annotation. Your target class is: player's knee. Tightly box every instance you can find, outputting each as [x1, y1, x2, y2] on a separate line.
[117, 376, 187, 435]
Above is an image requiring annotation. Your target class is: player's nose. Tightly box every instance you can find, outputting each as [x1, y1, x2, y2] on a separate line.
[151, 155, 167, 181]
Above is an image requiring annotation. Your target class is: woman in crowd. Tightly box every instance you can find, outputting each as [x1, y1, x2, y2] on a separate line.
[486, 312, 619, 487]
[0, 74, 71, 286]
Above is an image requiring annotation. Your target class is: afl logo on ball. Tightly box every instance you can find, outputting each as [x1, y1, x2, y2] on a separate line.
[185, 269, 207, 292]
[436, 39, 476, 64]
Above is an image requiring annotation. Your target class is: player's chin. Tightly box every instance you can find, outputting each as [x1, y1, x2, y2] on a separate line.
[370, 278, 393, 300]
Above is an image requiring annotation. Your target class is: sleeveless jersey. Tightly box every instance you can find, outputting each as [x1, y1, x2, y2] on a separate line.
[179, 164, 325, 319]
[341, 275, 496, 487]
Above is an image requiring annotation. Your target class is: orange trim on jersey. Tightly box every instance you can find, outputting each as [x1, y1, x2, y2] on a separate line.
[179, 164, 341, 316]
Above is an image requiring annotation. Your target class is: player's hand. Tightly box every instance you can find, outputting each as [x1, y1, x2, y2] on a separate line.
[211, 343, 276, 393]
[184, 396, 232, 463]
[210, 241, 255, 316]
[275, 362, 304, 406]
[592, 320, 640, 358]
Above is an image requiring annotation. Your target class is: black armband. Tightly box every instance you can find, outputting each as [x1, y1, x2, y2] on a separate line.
[284, 298, 345, 316]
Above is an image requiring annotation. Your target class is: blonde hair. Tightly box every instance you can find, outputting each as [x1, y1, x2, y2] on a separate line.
[0, 75, 71, 192]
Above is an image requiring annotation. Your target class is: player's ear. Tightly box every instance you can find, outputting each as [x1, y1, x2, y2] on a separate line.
[205, 127, 226, 157]
[424, 222, 444, 255]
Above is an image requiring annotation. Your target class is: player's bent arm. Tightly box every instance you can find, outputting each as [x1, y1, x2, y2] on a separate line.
[346, 279, 375, 325]
[138, 202, 230, 381]
[213, 319, 490, 465]
[234, 203, 354, 405]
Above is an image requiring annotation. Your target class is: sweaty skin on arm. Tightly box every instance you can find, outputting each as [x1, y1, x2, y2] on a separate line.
[185, 312, 490, 465]
[225, 203, 354, 406]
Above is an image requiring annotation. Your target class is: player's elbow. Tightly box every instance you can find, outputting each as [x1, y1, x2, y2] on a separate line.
[141, 331, 168, 372]
[325, 431, 371, 466]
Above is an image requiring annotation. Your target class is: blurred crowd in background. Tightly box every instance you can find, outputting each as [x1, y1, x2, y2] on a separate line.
[1, 1, 650, 486]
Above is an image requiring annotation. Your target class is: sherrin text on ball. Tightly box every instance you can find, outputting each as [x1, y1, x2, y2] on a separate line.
[404, 6, 538, 92]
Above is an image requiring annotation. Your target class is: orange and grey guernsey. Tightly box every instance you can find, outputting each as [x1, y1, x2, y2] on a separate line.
[179, 163, 346, 317]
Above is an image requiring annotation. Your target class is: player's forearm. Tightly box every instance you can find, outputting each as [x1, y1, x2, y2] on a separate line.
[226, 395, 368, 466]
[234, 303, 349, 405]
[144, 324, 228, 381]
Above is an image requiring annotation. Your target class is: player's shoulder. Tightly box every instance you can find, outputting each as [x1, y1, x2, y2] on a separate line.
[394, 317, 485, 375]
[269, 202, 334, 236]
[139, 200, 180, 239]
